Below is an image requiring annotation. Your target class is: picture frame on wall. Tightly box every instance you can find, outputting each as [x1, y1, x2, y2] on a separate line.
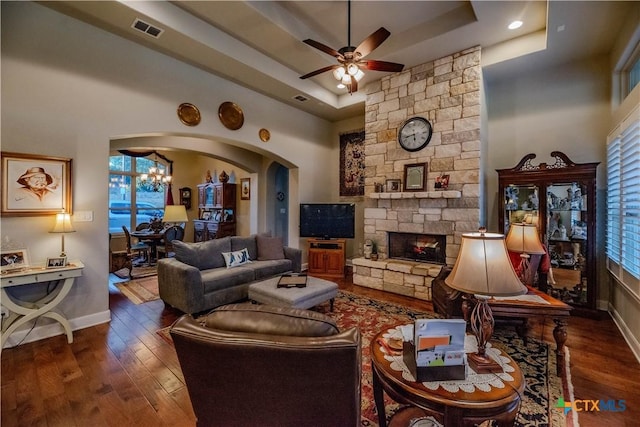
[403, 162, 428, 191]
[240, 178, 250, 200]
[386, 179, 402, 192]
[1, 248, 30, 273]
[1, 152, 72, 216]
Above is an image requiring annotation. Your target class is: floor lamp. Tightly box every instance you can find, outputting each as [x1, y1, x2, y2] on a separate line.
[445, 229, 527, 373]
[505, 223, 546, 285]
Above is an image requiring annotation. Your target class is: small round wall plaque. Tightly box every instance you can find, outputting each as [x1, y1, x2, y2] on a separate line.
[177, 103, 201, 126]
[218, 101, 244, 130]
[259, 128, 271, 142]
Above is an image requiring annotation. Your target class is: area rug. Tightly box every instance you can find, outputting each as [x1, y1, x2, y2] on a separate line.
[115, 275, 160, 304]
[157, 290, 575, 426]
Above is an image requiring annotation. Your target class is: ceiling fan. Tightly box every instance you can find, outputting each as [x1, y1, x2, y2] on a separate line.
[299, 0, 404, 94]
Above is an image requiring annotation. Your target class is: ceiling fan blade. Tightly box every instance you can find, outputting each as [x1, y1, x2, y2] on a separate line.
[300, 64, 340, 79]
[355, 27, 390, 58]
[361, 60, 405, 73]
[349, 76, 358, 93]
[303, 39, 342, 58]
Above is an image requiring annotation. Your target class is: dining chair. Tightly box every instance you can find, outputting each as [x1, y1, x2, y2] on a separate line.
[157, 225, 185, 259]
[122, 226, 151, 266]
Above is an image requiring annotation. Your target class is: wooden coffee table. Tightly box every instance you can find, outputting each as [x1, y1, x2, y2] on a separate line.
[371, 327, 525, 427]
[485, 286, 571, 376]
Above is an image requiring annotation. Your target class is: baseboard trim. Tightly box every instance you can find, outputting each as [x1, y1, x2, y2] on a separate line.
[608, 303, 640, 364]
[2, 310, 111, 349]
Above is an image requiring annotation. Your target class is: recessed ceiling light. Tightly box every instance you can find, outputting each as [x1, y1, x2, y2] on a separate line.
[508, 20, 523, 30]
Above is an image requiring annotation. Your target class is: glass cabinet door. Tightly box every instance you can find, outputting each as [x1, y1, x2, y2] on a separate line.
[503, 184, 541, 234]
[546, 182, 588, 305]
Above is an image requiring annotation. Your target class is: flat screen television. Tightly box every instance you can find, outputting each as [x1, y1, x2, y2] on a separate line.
[300, 203, 355, 239]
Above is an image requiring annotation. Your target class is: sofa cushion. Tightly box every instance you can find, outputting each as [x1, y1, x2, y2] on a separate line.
[256, 235, 285, 261]
[205, 303, 339, 337]
[173, 237, 231, 270]
[200, 267, 256, 293]
[251, 259, 293, 280]
[222, 248, 252, 268]
[231, 235, 258, 260]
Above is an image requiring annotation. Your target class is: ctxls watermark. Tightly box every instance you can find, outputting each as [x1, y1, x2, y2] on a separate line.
[557, 398, 627, 414]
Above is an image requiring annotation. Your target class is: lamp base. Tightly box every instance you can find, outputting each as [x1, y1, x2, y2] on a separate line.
[468, 352, 503, 374]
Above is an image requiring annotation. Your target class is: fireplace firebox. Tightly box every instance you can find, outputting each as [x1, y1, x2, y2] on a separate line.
[388, 232, 446, 264]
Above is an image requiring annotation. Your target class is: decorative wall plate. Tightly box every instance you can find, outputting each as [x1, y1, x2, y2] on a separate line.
[218, 101, 244, 130]
[259, 128, 271, 142]
[177, 103, 201, 126]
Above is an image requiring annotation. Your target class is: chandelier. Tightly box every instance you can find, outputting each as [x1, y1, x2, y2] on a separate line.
[141, 159, 171, 191]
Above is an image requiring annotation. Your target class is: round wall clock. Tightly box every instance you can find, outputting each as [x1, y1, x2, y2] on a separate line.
[398, 117, 433, 152]
[218, 101, 244, 130]
[177, 103, 201, 126]
[259, 128, 271, 142]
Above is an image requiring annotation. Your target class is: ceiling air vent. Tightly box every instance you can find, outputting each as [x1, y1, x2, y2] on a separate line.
[293, 94, 309, 102]
[131, 18, 164, 39]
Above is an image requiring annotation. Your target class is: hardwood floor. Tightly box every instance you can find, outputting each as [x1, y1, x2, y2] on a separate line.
[1, 273, 638, 426]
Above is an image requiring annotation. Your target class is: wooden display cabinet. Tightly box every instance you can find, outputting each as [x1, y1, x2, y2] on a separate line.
[307, 239, 346, 279]
[497, 151, 599, 314]
[194, 182, 236, 241]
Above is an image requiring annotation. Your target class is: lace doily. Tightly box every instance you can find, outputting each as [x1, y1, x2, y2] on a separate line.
[380, 326, 516, 393]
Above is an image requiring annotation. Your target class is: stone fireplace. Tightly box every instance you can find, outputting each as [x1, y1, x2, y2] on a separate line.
[352, 46, 482, 302]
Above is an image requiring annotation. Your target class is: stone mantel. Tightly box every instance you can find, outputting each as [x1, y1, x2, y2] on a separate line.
[368, 191, 461, 199]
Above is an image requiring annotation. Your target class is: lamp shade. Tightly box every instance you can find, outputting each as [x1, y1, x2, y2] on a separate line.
[445, 231, 526, 296]
[505, 223, 546, 254]
[163, 205, 188, 223]
[50, 213, 75, 234]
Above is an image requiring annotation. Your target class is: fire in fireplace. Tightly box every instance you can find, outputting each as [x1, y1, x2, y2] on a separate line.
[388, 232, 446, 264]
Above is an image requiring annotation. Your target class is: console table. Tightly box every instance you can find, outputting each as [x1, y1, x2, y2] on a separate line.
[1, 261, 84, 350]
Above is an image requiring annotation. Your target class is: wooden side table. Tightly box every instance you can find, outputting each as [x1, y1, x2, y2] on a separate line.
[371, 327, 525, 427]
[1, 261, 84, 350]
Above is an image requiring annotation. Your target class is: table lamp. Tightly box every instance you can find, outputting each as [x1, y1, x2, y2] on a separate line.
[505, 223, 546, 285]
[162, 204, 188, 226]
[445, 228, 527, 373]
[50, 212, 75, 259]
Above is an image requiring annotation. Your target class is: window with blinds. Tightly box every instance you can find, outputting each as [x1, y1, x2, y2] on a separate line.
[607, 106, 640, 294]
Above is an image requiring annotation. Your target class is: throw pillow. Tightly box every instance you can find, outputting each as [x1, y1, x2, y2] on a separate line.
[256, 235, 285, 261]
[222, 248, 252, 268]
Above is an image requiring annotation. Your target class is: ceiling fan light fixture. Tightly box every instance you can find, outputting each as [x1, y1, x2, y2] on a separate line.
[341, 74, 352, 85]
[333, 67, 346, 80]
[354, 69, 365, 81]
[347, 63, 359, 76]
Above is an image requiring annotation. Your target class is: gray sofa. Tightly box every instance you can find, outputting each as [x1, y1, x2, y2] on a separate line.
[157, 234, 302, 314]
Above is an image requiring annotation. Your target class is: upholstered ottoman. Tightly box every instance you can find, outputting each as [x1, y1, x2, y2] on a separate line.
[248, 275, 338, 311]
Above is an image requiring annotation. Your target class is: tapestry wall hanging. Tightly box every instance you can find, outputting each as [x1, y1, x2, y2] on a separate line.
[339, 130, 365, 196]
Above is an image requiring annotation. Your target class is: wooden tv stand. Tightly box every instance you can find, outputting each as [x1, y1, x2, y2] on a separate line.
[307, 239, 345, 279]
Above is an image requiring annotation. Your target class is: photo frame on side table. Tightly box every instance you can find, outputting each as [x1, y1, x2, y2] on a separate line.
[1, 249, 30, 273]
[240, 178, 251, 200]
[403, 163, 427, 191]
[1, 152, 72, 216]
[46, 256, 67, 268]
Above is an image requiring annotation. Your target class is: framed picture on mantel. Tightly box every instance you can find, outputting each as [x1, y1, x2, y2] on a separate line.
[403, 162, 427, 191]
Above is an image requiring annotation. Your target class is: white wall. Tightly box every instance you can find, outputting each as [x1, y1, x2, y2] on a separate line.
[1, 1, 335, 344]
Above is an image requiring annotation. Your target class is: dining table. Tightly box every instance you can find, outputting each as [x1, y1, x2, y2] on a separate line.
[131, 229, 165, 264]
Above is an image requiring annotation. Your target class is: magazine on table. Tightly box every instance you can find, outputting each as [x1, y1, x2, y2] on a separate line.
[277, 273, 307, 288]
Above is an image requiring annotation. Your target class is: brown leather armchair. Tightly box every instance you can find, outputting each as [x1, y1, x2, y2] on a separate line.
[170, 303, 361, 427]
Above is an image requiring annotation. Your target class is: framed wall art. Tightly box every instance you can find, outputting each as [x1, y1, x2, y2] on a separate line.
[403, 162, 428, 191]
[240, 178, 251, 200]
[1, 249, 30, 273]
[1, 152, 72, 216]
[339, 130, 365, 196]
